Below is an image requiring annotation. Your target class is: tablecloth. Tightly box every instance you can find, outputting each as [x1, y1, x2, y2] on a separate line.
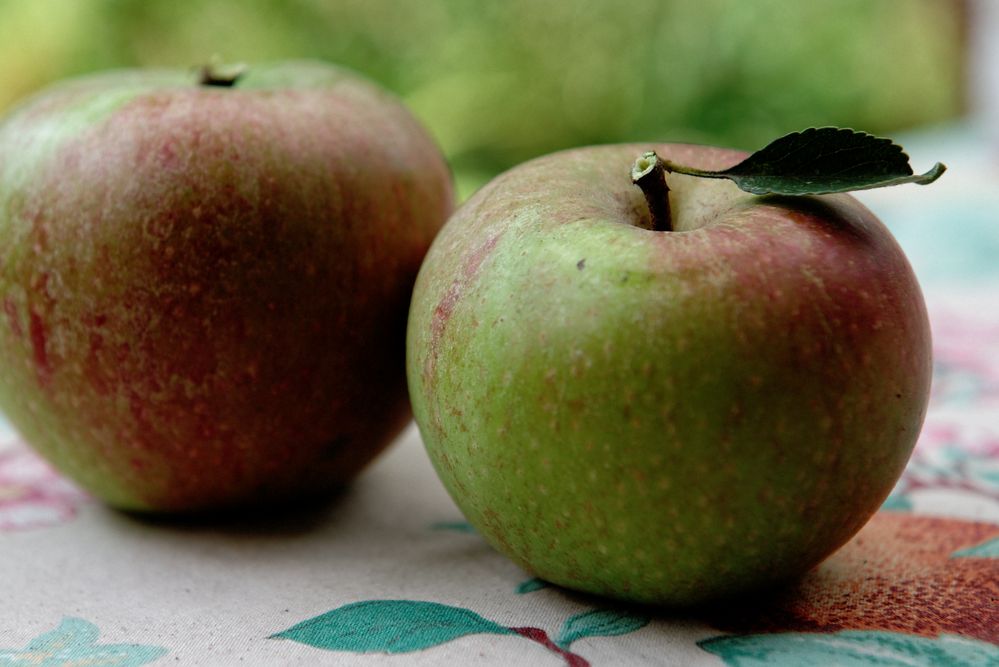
[1, 125, 997, 666]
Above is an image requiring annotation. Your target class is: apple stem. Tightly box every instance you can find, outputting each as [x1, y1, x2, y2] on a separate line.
[198, 61, 248, 88]
[631, 151, 672, 232]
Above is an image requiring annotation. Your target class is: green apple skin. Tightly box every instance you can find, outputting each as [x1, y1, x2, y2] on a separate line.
[406, 143, 931, 605]
[0, 61, 453, 511]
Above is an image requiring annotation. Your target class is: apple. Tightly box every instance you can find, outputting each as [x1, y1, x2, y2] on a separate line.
[406, 143, 931, 605]
[0, 60, 453, 511]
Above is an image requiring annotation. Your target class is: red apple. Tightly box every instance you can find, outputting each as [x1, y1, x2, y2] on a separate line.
[0, 61, 453, 511]
[406, 143, 932, 605]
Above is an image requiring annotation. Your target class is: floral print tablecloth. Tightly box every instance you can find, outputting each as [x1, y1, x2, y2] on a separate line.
[1, 127, 997, 666]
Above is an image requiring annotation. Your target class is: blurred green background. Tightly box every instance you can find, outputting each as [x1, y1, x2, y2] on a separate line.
[0, 0, 966, 199]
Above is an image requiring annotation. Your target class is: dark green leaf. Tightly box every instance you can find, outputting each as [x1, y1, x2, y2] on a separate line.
[270, 600, 512, 654]
[663, 127, 945, 195]
[555, 609, 650, 649]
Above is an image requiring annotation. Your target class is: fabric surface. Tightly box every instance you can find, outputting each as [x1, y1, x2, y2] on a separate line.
[1, 126, 997, 666]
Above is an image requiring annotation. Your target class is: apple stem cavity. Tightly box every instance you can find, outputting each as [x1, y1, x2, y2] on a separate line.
[631, 151, 672, 232]
[197, 62, 248, 88]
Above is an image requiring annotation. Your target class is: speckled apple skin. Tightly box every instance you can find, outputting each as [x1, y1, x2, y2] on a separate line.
[0, 61, 453, 511]
[406, 144, 932, 606]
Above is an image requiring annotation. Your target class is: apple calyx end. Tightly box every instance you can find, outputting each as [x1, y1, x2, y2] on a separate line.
[631, 150, 672, 232]
[197, 61, 248, 88]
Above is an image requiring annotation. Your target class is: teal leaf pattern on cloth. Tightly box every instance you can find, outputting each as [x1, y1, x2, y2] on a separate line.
[699, 630, 999, 667]
[952, 536, 999, 558]
[880, 492, 913, 511]
[270, 600, 513, 654]
[0, 617, 167, 666]
[429, 520, 477, 534]
[515, 577, 550, 594]
[555, 609, 651, 650]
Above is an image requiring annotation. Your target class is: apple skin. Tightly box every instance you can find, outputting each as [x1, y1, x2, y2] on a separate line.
[0, 61, 453, 511]
[406, 143, 931, 605]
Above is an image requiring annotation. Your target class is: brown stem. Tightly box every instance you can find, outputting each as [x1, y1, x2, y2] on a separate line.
[631, 151, 672, 232]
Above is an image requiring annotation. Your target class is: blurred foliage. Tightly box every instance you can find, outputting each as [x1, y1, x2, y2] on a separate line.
[0, 0, 964, 197]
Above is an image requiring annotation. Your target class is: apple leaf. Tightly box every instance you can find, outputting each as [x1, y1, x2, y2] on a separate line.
[662, 127, 945, 195]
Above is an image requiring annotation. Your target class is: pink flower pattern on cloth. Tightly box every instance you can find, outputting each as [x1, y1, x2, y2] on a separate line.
[929, 303, 999, 410]
[0, 440, 88, 531]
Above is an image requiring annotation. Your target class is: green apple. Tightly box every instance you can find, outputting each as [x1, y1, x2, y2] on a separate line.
[406, 143, 931, 605]
[0, 60, 453, 511]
